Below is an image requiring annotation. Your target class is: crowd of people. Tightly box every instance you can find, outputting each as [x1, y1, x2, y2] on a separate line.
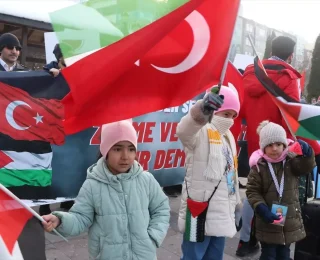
[1, 31, 319, 260]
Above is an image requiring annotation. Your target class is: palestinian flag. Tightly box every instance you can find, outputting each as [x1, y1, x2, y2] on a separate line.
[0, 184, 46, 259]
[254, 56, 320, 140]
[0, 71, 69, 199]
[184, 198, 208, 242]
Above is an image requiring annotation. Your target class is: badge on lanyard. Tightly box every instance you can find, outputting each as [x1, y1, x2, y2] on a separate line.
[268, 161, 288, 226]
[271, 202, 288, 226]
[226, 170, 236, 195]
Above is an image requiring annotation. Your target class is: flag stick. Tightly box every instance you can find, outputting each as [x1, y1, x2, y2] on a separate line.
[217, 1, 241, 92]
[0, 183, 68, 242]
[247, 35, 297, 142]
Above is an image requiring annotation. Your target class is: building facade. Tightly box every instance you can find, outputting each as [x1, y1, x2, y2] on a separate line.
[229, 16, 306, 70]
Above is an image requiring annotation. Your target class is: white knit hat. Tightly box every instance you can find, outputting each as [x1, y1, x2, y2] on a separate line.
[257, 121, 288, 150]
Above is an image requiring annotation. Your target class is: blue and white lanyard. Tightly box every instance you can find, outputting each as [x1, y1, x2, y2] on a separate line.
[267, 161, 285, 202]
[222, 138, 233, 174]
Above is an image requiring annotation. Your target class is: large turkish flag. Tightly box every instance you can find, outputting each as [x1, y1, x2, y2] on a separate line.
[0, 82, 64, 145]
[63, 0, 240, 134]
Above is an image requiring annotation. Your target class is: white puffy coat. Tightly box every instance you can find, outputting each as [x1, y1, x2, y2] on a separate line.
[176, 101, 241, 238]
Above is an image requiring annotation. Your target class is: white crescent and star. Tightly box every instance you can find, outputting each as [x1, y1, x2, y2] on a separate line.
[135, 11, 210, 74]
[5, 101, 43, 131]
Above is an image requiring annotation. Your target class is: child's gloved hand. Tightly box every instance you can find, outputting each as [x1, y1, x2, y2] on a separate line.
[255, 203, 280, 224]
[297, 139, 312, 157]
[201, 88, 224, 117]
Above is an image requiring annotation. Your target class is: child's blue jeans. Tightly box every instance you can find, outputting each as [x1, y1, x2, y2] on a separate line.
[181, 236, 225, 260]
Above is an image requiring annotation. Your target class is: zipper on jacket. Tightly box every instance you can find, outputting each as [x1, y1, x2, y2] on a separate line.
[122, 185, 132, 259]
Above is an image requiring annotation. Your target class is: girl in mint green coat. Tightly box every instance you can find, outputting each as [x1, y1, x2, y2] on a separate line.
[43, 120, 170, 260]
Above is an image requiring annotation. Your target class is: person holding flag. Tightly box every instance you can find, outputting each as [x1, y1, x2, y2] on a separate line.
[176, 85, 241, 260]
[236, 35, 320, 257]
[42, 120, 170, 260]
[43, 43, 69, 77]
[246, 121, 315, 260]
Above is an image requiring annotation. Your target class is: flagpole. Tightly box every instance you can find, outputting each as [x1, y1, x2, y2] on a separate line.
[0, 184, 68, 242]
[248, 35, 297, 141]
[217, 1, 241, 92]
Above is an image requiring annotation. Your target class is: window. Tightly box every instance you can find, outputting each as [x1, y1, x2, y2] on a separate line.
[246, 23, 253, 33]
[259, 28, 265, 36]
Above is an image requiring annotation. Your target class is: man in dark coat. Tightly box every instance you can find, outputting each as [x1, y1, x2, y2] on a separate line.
[0, 33, 27, 71]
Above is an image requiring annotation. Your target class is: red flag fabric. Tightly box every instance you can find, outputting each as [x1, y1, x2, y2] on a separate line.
[0, 188, 32, 255]
[187, 198, 208, 218]
[0, 82, 64, 145]
[222, 61, 244, 148]
[0, 151, 13, 168]
[300, 71, 306, 93]
[223, 61, 244, 106]
[62, 0, 240, 134]
[289, 142, 303, 155]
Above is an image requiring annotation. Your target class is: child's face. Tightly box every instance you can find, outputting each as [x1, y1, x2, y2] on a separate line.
[106, 141, 136, 175]
[215, 109, 237, 119]
[264, 142, 285, 159]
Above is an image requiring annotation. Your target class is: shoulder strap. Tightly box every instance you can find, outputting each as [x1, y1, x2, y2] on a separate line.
[185, 179, 221, 202]
[185, 181, 190, 198]
[207, 179, 222, 202]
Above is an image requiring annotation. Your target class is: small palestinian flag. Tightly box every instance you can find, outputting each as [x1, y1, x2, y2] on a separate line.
[184, 198, 209, 242]
[254, 56, 320, 140]
[0, 184, 45, 260]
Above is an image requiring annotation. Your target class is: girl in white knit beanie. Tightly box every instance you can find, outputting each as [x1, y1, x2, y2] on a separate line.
[246, 120, 315, 260]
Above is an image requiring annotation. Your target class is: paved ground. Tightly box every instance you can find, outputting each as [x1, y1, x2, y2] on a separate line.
[43, 188, 294, 260]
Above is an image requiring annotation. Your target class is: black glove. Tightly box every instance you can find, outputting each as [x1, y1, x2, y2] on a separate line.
[201, 91, 224, 116]
[297, 139, 312, 157]
[255, 203, 280, 224]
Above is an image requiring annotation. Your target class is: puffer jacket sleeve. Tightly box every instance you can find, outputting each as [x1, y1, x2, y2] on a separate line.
[52, 180, 95, 237]
[290, 150, 316, 176]
[147, 173, 170, 248]
[246, 166, 267, 209]
[176, 100, 207, 150]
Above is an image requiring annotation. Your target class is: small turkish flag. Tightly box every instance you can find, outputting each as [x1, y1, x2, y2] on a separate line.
[0, 82, 64, 145]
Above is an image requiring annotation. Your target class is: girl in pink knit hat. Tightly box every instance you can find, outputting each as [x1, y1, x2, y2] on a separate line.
[42, 120, 170, 260]
[177, 85, 241, 260]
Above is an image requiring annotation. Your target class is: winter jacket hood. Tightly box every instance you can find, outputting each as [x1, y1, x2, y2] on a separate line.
[243, 60, 301, 98]
[86, 157, 143, 185]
